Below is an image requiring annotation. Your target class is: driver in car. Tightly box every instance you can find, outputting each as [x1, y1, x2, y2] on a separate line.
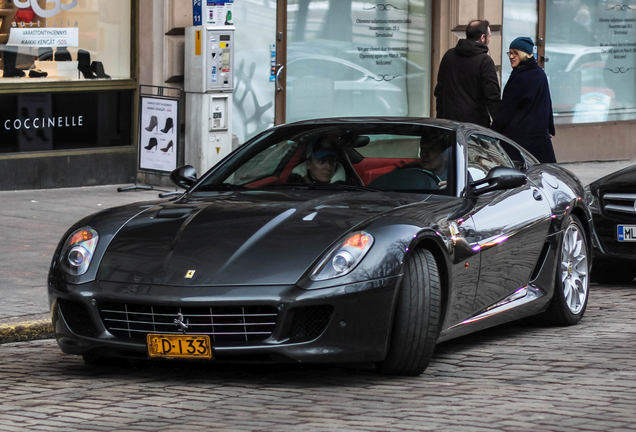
[419, 136, 449, 188]
[288, 137, 348, 184]
[397, 133, 449, 188]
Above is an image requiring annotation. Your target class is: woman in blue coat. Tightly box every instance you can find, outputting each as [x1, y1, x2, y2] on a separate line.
[491, 37, 557, 163]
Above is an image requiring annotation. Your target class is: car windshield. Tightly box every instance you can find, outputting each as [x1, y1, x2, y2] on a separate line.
[194, 123, 455, 195]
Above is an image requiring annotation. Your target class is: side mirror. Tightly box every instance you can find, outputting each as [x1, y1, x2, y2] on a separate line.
[471, 166, 527, 196]
[170, 165, 197, 189]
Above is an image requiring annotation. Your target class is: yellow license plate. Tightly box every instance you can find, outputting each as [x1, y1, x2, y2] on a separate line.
[147, 334, 212, 359]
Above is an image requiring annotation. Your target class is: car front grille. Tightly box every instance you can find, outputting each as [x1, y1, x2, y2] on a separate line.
[602, 192, 636, 217]
[99, 302, 278, 344]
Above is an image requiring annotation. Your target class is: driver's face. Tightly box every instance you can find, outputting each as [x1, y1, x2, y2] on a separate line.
[420, 144, 446, 174]
[308, 155, 337, 182]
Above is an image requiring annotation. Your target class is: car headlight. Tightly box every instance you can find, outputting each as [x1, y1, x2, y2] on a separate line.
[310, 231, 374, 281]
[60, 227, 99, 276]
[584, 185, 600, 213]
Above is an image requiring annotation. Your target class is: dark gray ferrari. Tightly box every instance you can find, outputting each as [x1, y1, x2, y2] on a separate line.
[49, 118, 592, 376]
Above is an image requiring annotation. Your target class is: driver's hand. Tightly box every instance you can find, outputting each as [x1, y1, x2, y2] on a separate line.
[438, 181, 447, 189]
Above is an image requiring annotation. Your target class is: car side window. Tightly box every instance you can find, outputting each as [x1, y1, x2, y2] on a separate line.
[498, 139, 527, 170]
[467, 134, 515, 182]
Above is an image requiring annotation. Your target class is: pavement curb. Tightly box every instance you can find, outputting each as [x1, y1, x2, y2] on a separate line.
[0, 319, 54, 344]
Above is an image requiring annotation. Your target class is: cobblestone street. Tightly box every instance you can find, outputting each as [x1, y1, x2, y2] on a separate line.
[0, 285, 635, 431]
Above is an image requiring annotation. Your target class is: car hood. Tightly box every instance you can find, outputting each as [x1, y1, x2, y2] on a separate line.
[96, 190, 430, 286]
[591, 164, 636, 192]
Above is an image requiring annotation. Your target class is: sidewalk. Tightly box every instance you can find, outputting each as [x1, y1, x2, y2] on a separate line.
[1, 159, 634, 343]
[0, 185, 160, 342]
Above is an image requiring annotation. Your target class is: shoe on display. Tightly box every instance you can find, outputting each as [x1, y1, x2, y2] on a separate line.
[145, 137, 158, 150]
[29, 68, 48, 78]
[77, 49, 97, 79]
[38, 47, 53, 61]
[54, 47, 72, 61]
[145, 116, 158, 132]
[161, 117, 174, 134]
[91, 61, 111, 79]
[161, 140, 174, 152]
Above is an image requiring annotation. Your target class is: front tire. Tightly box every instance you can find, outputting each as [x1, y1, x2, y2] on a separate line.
[544, 214, 589, 325]
[378, 249, 441, 376]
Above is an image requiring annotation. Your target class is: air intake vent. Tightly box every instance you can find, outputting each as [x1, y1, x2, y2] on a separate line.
[58, 299, 99, 337]
[99, 303, 278, 345]
[598, 234, 636, 256]
[288, 305, 334, 343]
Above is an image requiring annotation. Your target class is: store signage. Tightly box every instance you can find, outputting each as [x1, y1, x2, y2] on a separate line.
[6, 27, 79, 47]
[0, 90, 133, 155]
[4, 115, 83, 131]
[13, 0, 78, 18]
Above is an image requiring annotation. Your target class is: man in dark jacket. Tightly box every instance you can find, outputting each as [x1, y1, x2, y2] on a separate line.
[434, 20, 501, 127]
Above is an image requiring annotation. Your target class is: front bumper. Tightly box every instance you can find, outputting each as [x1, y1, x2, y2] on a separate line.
[591, 210, 636, 265]
[48, 276, 401, 364]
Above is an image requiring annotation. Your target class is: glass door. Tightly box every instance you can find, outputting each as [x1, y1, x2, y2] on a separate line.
[501, 0, 539, 89]
[286, 0, 432, 123]
[233, 0, 432, 144]
[232, 0, 280, 144]
[543, 1, 636, 124]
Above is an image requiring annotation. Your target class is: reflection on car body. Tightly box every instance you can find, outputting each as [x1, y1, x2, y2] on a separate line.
[49, 118, 592, 376]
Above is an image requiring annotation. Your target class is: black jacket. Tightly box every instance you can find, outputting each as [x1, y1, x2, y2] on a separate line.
[434, 39, 502, 128]
[491, 57, 556, 163]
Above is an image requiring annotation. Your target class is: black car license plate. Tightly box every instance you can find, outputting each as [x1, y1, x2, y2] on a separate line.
[147, 334, 212, 359]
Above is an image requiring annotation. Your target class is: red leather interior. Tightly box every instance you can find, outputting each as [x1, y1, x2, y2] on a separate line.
[246, 156, 419, 187]
[279, 151, 303, 183]
[354, 158, 419, 185]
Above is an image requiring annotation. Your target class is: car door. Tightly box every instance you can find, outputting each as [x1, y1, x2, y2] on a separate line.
[465, 133, 553, 313]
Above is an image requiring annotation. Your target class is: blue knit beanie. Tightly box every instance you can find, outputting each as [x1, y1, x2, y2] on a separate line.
[509, 37, 534, 55]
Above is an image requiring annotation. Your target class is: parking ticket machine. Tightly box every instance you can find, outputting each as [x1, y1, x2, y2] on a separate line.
[184, 26, 235, 175]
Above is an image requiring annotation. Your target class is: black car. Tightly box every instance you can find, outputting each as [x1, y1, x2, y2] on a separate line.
[587, 164, 636, 284]
[49, 118, 592, 376]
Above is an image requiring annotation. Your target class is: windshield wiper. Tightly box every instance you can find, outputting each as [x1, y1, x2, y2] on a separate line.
[306, 183, 380, 192]
[196, 183, 249, 191]
[260, 183, 379, 192]
[260, 183, 311, 189]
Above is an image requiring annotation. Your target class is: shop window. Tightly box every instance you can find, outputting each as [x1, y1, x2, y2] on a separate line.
[286, 0, 432, 123]
[545, 1, 636, 124]
[0, 0, 131, 82]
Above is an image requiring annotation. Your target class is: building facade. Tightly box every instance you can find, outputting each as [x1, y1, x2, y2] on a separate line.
[0, 0, 634, 190]
[0, 0, 138, 190]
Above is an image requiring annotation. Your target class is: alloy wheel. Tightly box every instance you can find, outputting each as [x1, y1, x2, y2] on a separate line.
[560, 223, 588, 315]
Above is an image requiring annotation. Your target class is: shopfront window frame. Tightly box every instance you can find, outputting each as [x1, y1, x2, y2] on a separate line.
[0, 0, 139, 158]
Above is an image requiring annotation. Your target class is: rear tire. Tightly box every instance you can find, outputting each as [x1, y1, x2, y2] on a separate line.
[543, 215, 589, 326]
[591, 263, 636, 284]
[378, 249, 441, 376]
